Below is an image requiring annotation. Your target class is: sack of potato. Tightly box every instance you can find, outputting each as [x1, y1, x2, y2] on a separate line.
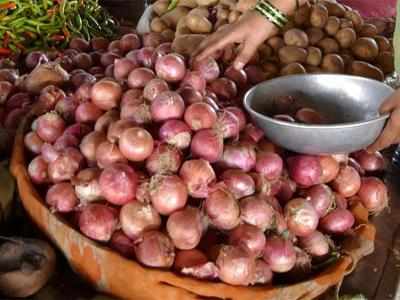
[149, 0, 393, 81]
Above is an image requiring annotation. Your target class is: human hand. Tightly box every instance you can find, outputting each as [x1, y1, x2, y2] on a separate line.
[193, 11, 276, 70]
[367, 89, 400, 152]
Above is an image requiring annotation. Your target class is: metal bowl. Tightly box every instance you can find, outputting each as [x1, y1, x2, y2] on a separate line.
[243, 74, 394, 154]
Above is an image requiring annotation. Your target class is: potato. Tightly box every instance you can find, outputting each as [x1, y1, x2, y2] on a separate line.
[186, 14, 212, 33]
[153, 0, 169, 16]
[317, 38, 339, 54]
[335, 28, 356, 48]
[258, 44, 273, 58]
[367, 19, 387, 35]
[151, 17, 168, 33]
[350, 61, 384, 81]
[268, 36, 285, 52]
[161, 29, 175, 42]
[324, 1, 345, 17]
[359, 24, 378, 38]
[217, 7, 229, 20]
[306, 28, 324, 45]
[340, 18, 353, 29]
[188, 6, 209, 17]
[161, 7, 190, 29]
[306, 66, 322, 73]
[310, 4, 329, 28]
[321, 54, 344, 73]
[376, 51, 394, 74]
[341, 54, 354, 71]
[172, 34, 206, 55]
[220, 0, 236, 9]
[228, 11, 241, 24]
[374, 36, 391, 52]
[280, 63, 306, 76]
[345, 10, 364, 31]
[294, 2, 311, 26]
[178, 0, 197, 8]
[306, 47, 322, 66]
[262, 62, 279, 79]
[278, 46, 308, 64]
[196, 0, 218, 6]
[284, 29, 309, 48]
[176, 18, 191, 36]
[325, 16, 340, 36]
[351, 37, 379, 62]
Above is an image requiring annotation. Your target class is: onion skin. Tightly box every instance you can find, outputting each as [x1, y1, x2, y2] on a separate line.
[228, 224, 266, 257]
[48, 148, 84, 183]
[120, 98, 152, 125]
[155, 53, 186, 83]
[128, 67, 155, 89]
[75, 102, 103, 123]
[184, 102, 217, 131]
[192, 57, 220, 82]
[304, 184, 335, 217]
[251, 260, 273, 285]
[181, 71, 206, 92]
[110, 230, 135, 258]
[263, 235, 296, 273]
[143, 78, 169, 102]
[72, 168, 103, 204]
[352, 150, 385, 172]
[145, 143, 182, 175]
[240, 195, 275, 231]
[79, 204, 118, 242]
[96, 141, 128, 168]
[80, 131, 107, 163]
[299, 231, 330, 257]
[159, 120, 192, 149]
[191, 129, 224, 163]
[150, 91, 185, 122]
[134, 231, 175, 268]
[179, 159, 216, 198]
[46, 182, 78, 213]
[219, 142, 256, 172]
[120, 201, 161, 240]
[217, 109, 240, 139]
[28, 156, 49, 184]
[284, 198, 319, 237]
[225, 107, 246, 131]
[36, 112, 65, 143]
[332, 165, 361, 197]
[205, 187, 240, 230]
[255, 152, 283, 181]
[119, 127, 154, 162]
[166, 207, 203, 250]
[24, 132, 43, 154]
[319, 155, 340, 183]
[221, 169, 255, 200]
[319, 208, 355, 234]
[357, 177, 388, 213]
[99, 163, 138, 205]
[216, 245, 256, 286]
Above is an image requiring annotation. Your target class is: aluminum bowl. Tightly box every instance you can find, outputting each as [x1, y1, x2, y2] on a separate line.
[243, 74, 394, 154]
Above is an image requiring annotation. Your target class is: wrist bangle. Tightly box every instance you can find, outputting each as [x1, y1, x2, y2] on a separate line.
[254, 0, 288, 29]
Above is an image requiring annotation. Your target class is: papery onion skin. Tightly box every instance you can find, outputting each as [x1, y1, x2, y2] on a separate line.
[75, 102, 104, 123]
[91, 80, 122, 110]
[287, 155, 322, 187]
[184, 102, 217, 131]
[240, 195, 275, 232]
[150, 91, 185, 122]
[219, 142, 256, 172]
[191, 129, 224, 163]
[228, 224, 266, 257]
[179, 159, 216, 198]
[159, 120, 192, 149]
[28, 156, 49, 184]
[72, 168, 103, 204]
[46, 182, 78, 213]
[251, 260, 273, 285]
[145, 143, 182, 175]
[332, 165, 361, 197]
[255, 152, 283, 181]
[304, 184, 335, 217]
[263, 235, 296, 273]
[221, 169, 255, 200]
[299, 231, 330, 257]
[110, 230, 135, 258]
[119, 127, 154, 162]
[357, 177, 388, 213]
[36, 112, 66, 143]
[96, 141, 128, 168]
[48, 148, 84, 183]
[319, 208, 355, 234]
[143, 78, 169, 102]
[284, 198, 319, 237]
[319, 155, 340, 183]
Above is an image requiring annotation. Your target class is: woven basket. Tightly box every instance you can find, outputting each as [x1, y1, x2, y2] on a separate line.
[11, 113, 376, 300]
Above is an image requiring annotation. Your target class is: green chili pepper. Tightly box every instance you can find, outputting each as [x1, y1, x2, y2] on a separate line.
[74, 14, 82, 30]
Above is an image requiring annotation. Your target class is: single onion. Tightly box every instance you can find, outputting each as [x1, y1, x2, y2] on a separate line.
[184, 102, 217, 131]
[319, 208, 355, 234]
[54, 133, 79, 150]
[28, 156, 48, 184]
[251, 260, 273, 285]
[48, 148, 84, 182]
[299, 231, 330, 257]
[304, 184, 335, 217]
[120, 98, 152, 125]
[295, 108, 325, 124]
[155, 53, 186, 82]
[80, 131, 107, 163]
[46, 182, 78, 212]
[178, 86, 203, 104]
[192, 57, 220, 82]
[352, 150, 385, 172]
[240, 195, 275, 231]
[150, 174, 188, 215]
[145, 143, 182, 175]
[121, 88, 143, 106]
[75, 82, 92, 102]
[205, 187, 239, 230]
[219, 142, 256, 172]
[150, 91, 185, 122]
[276, 178, 297, 204]
[75, 102, 103, 123]
[96, 141, 127, 168]
[159, 120, 192, 149]
[179, 159, 216, 198]
[209, 77, 237, 101]
[99, 163, 138, 205]
[287, 155, 322, 187]
[41, 143, 59, 163]
[72, 168, 103, 204]
[134, 231, 175, 268]
[94, 110, 119, 133]
[91, 80, 122, 111]
[319, 155, 340, 183]
[36, 112, 65, 143]
[109, 230, 134, 258]
[255, 152, 283, 181]
[357, 177, 388, 213]
[166, 207, 203, 250]
[221, 169, 255, 200]
[137, 47, 156, 68]
[24, 131, 44, 154]
[113, 58, 137, 81]
[120, 201, 161, 240]
[216, 245, 255, 286]
[284, 198, 319, 237]
[107, 119, 135, 143]
[191, 129, 224, 163]
[128, 67, 155, 89]
[120, 33, 141, 52]
[224, 66, 248, 89]
[55, 96, 79, 123]
[180, 71, 206, 92]
[143, 78, 169, 102]
[224, 106, 246, 131]
[332, 165, 361, 197]
[263, 235, 296, 273]
[119, 127, 154, 161]
[229, 224, 266, 257]
[216, 109, 240, 139]
[79, 204, 118, 242]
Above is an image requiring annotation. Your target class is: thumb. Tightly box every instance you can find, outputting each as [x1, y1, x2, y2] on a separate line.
[380, 91, 400, 114]
[233, 40, 258, 70]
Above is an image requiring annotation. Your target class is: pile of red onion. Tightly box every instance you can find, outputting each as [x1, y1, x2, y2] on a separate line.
[16, 32, 389, 287]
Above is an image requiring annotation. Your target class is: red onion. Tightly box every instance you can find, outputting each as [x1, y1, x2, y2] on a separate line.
[91, 80, 122, 111]
[274, 114, 296, 122]
[205, 187, 239, 230]
[113, 58, 137, 81]
[120, 201, 161, 240]
[273, 212, 289, 235]
[251, 260, 273, 285]
[0, 81, 13, 104]
[41, 143, 59, 163]
[24, 131, 43, 154]
[319, 208, 355, 234]
[150, 91, 185, 122]
[4, 107, 28, 130]
[25, 51, 49, 69]
[150, 174, 188, 215]
[95, 110, 119, 133]
[48, 148, 84, 182]
[143, 32, 164, 48]
[120, 98, 152, 125]
[244, 65, 266, 84]
[295, 108, 325, 124]
[96, 141, 127, 168]
[229, 224, 266, 257]
[255, 152, 283, 181]
[224, 66, 248, 89]
[91, 37, 109, 50]
[107, 119, 135, 143]
[335, 192, 348, 209]
[352, 150, 385, 172]
[166, 207, 203, 250]
[137, 47, 157, 68]
[71, 71, 96, 88]
[209, 77, 237, 101]
[263, 235, 296, 273]
[216, 109, 240, 139]
[178, 86, 203, 104]
[72, 168, 103, 204]
[284, 198, 319, 237]
[154, 43, 172, 58]
[332, 165, 361, 197]
[120, 33, 141, 52]
[128, 67, 155, 89]
[357, 177, 388, 213]
[348, 158, 365, 175]
[219, 142, 256, 172]
[155, 53, 186, 82]
[55, 96, 79, 123]
[276, 178, 297, 204]
[75, 102, 103, 123]
[216, 245, 255, 286]
[192, 57, 220, 82]
[73, 53, 93, 70]
[101, 52, 120, 66]
[287, 155, 322, 187]
[179, 159, 216, 198]
[145, 143, 182, 175]
[178, 259, 219, 280]
[37, 85, 66, 112]
[110, 230, 134, 258]
[159, 120, 192, 149]
[191, 129, 224, 163]
[80, 131, 107, 163]
[54, 133, 80, 150]
[46, 182, 78, 212]
[305, 184, 335, 217]
[70, 37, 90, 51]
[36, 112, 65, 143]
[6, 92, 30, 111]
[64, 123, 91, 139]
[79, 204, 118, 242]
[174, 250, 208, 271]
[258, 139, 282, 155]
[225, 107, 246, 131]
[221, 169, 255, 200]
[119, 127, 154, 161]
[240, 195, 275, 231]
[75, 82, 92, 102]
[184, 102, 217, 131]
[319, 155, 340, 183]
[99, 163, 138, 205]
[143, 78, 169, 102]
[242, 124, 264, 143]
[134, 231, 175, 268]
[299, 231, 330, 257]
[28, 156, 48, 184]
[121, 88, 143, 106]
[180, 71, 206, 92]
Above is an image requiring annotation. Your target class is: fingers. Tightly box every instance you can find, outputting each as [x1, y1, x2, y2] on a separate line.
[367, 109, 400, 152]
[380, 90, 400, 114]
[194, 31, 236, 62]
[233, 39, 259, 70]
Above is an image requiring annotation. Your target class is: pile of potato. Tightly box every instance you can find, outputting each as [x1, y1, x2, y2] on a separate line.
[149, 0, 394, 81]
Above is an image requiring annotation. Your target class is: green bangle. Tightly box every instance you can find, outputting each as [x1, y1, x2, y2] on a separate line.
[255, 0, 288, 28]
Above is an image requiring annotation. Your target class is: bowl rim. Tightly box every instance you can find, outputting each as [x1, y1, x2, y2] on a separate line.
[243, 74, 393, 129]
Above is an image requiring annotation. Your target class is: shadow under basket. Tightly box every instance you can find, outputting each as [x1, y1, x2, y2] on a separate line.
[11, 112, 376, 300]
